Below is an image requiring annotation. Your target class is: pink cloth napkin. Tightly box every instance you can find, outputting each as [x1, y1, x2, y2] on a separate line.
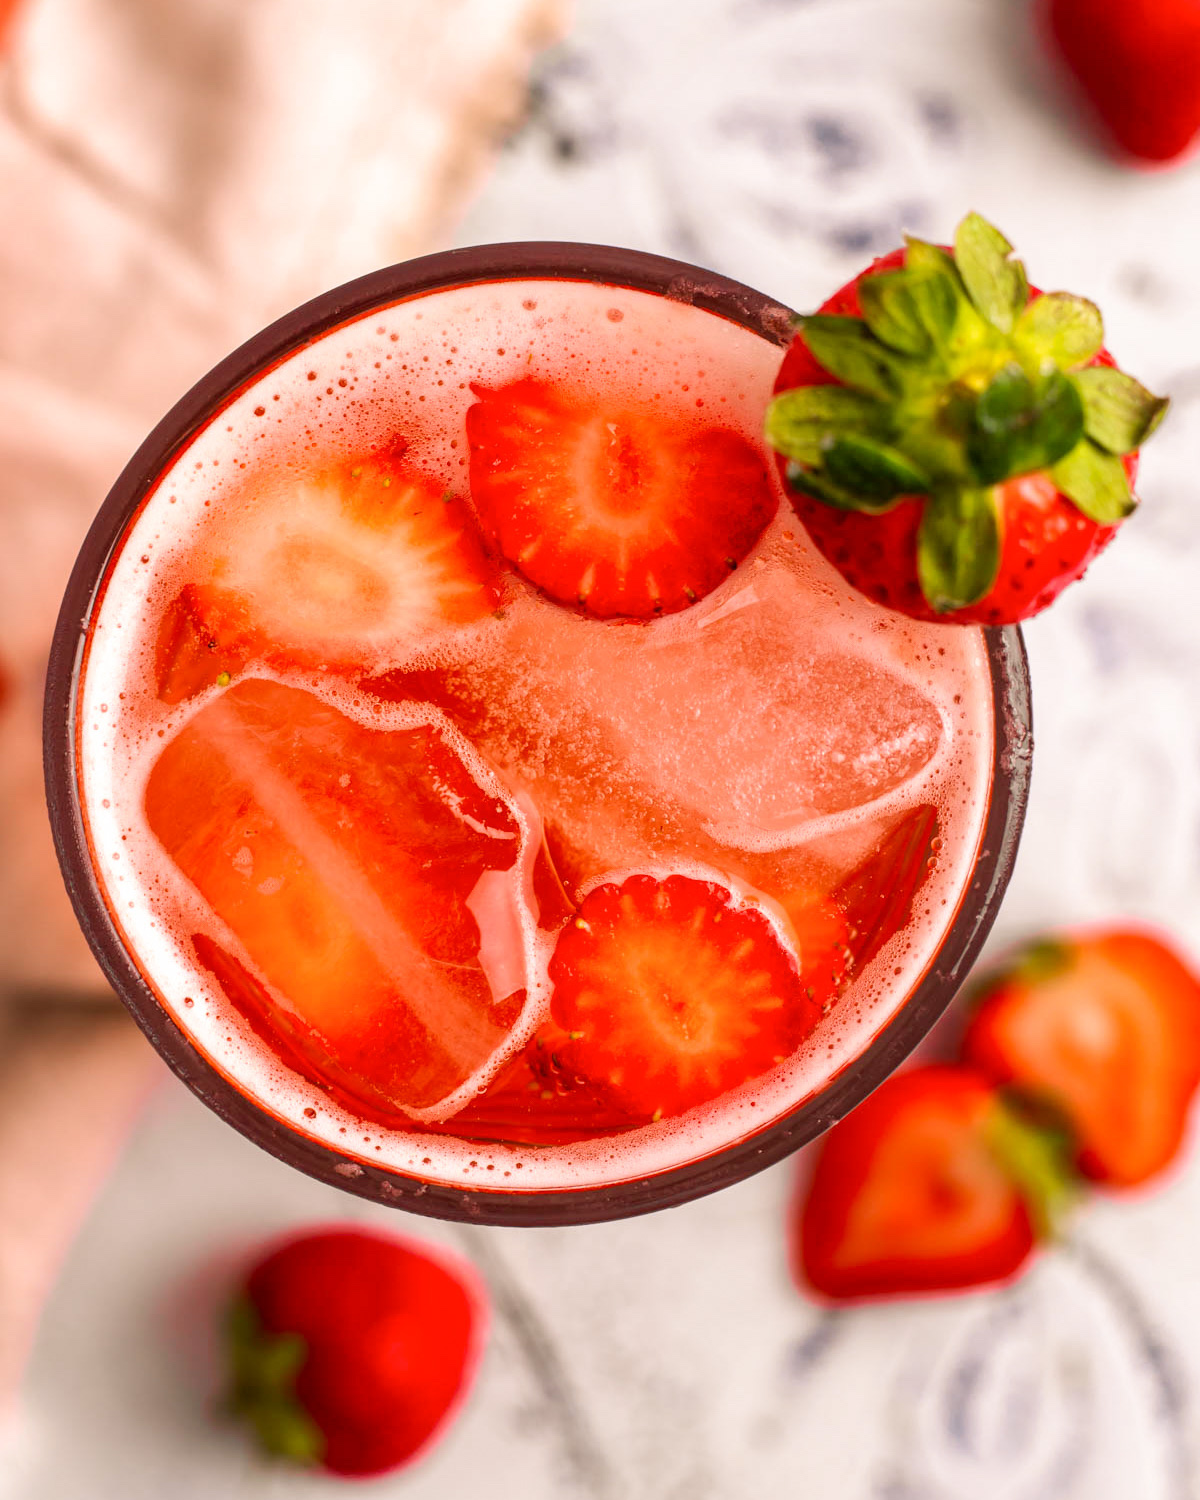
[0, 0, 563, 1407]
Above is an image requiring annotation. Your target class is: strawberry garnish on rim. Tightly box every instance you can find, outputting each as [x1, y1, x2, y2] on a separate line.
[154, 458, 498, 702]
[962, 928, 1200, 1188]
[466, 378, 777, 618]
[766, 212, 1169, 623]
[548, 872, 823, 1120]
[795, 1065, 1074, 1302]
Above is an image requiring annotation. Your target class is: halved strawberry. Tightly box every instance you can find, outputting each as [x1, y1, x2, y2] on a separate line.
[547, 873, 822, 1120]
[961, 929, 1200, 1187]
[154, 459, 498, 701]
[795, 1065, 1065, 1302]
[466, 378, 777, 618]
[1040, 0, 1200, 166]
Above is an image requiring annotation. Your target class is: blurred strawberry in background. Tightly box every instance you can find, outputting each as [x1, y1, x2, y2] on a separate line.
[963, 928, 1200, 1188]
[1040, 0, 1200, 165]
[0, 0, 20, 44]
[226, 1227, 489, 1478]
[793, 1065, 1067, 1302]
[793, 927, 1200, 1302]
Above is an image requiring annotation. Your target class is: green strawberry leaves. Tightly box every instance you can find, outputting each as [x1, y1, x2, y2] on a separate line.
[786, 460, 905, 514]
[794, 316, 905, 401]
[858, 268, 960, 356]
[1075, 366, 1170, 454]
[1015, 292, 1103, 368]
[987, 1094, 1080, 1240]
[917, 487, 1001, 612]
[227, 1298, 325, 1467]
[765, 386, 885, 464]
[1052, 440, 1136, 524]
[764, 210, 1170, 613]
[767, 387, 929, 506]
[824, 434, 930, 502]
[954, 213, 1028, 335]
[967, 365, 1084, 485]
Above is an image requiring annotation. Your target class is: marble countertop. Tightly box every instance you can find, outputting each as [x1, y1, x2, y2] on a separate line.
[7, 1, 1200, 1496]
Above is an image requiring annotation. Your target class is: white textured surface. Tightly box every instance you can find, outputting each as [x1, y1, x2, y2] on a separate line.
[9, 0, 1200, 1496]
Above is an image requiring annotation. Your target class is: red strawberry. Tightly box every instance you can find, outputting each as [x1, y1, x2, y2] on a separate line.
[0, 0, 20, 45]
[227, 1226, 488, 1477]
[155, 458, 498, 702]
[795, 1065, 1070, 1302]
[766, 213, 1168, 624]
[1040, 0, 1200, 165]
[466, 378, 777, 618]
[962, 929, 1200, 1187]
[547, 872, 823, 1120]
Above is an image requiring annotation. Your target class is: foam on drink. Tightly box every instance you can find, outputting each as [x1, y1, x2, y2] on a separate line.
[78, 277, 995, 1191]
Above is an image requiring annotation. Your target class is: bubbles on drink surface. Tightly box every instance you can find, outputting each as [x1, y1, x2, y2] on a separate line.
[78, 278, 994, 1191]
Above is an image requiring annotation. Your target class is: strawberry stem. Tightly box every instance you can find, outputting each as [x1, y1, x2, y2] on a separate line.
[986, 1093, 1081, 1240]
[226, 1298, 325, 1467]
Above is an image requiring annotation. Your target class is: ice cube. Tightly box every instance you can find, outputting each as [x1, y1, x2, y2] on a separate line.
[605, 567, 946, 845]
[362, 559, 945, 905]
[144, 679, 538, 1118]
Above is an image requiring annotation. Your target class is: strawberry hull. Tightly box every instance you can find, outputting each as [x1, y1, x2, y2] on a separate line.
[772, 247, 1137, 626]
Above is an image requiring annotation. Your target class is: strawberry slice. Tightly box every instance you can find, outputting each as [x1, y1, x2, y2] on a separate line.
[154, 458, 498, 701]
[466, 378, 777, 618]
[961, 929, 1200, 1187]
[547, 873, 822, 1120]
[795, 1065, 1060, 1302]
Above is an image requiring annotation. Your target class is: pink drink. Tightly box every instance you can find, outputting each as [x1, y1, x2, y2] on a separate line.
[73, 269, 997, 1201]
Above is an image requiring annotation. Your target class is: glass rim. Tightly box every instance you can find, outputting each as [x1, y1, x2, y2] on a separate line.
[43, 241, 1032, 1227]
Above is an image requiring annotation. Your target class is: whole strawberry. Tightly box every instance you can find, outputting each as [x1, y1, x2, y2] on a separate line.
[766, 213, 1168, 624]
[226, 1226, 489, 1477]
[1041, 0, 1200, 165]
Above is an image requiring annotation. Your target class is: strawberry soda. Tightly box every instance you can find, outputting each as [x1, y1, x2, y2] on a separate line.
[46, 246, 1029, 1223]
